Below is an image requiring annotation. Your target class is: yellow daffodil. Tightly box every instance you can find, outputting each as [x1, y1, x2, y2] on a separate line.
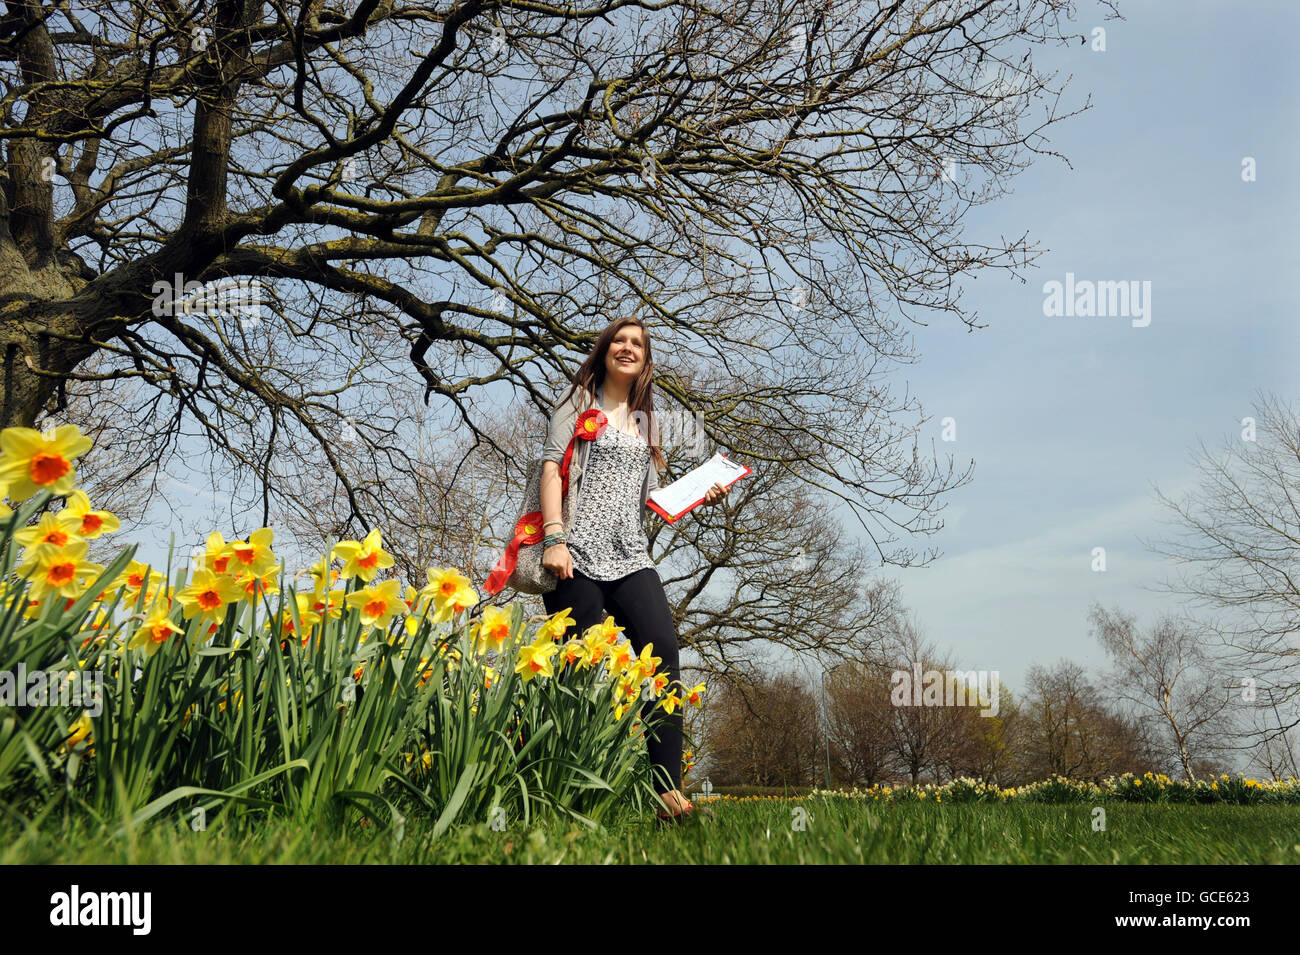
[605, 640, 634, 679]
[15, 512, 81, 561]
[515, 630, 559, 683]
[537, 606, 576, 643]
[419, 566, 478, 622]
[233, 566, 280, 605]
[334, 529, 394, 583]
[276, 592, 322, 646]
[559, 639, 587, 670]
[0, 424, 93, 501]
[307, 554, 339, 588]
[620, 673, 642, 702]
[77, 608, 113, 648]
[176, 568, 245, 625]
[63, 712, 94, 755]
[344, 578, 405, 631]
[483, 665, 497, 689]
[580, 630, 609, 668]
[224, 527, 277, 577]
[583, 615, 625, 647]
[15, 539, 104, 601]
[309, 587, 346, 621]
[628, 642, 661, 683]
[441, 586, 478, 621]
[128, 604, 186, 657]
[436, 643, 463, 673]
[474, 605, 514, 654]
[199, 530, 234, 575]
[401, 585, 429, 638]
[56, 490, 120, 539]
[403, 610, 423, 639]
[659, 689, 683, 714]
[112, 560, 165, 606]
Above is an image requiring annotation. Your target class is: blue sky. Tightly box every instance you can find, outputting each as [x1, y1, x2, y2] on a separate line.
[840, 0, 1300, 692]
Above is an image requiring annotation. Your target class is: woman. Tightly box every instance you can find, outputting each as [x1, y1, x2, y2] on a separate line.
[539, 316, 728, 823]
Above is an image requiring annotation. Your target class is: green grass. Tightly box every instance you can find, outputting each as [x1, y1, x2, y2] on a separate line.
[4, 798, 1298, 864]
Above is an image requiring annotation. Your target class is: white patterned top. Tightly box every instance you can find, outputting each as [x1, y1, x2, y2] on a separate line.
[564, 423, 657, 581]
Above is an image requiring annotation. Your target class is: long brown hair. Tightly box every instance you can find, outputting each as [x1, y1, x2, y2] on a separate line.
[559, 317, 666, 471]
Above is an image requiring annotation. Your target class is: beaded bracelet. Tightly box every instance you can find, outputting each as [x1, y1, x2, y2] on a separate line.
[542, 532, 566, 548]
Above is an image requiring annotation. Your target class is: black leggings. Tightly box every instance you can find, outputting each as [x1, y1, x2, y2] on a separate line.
[542, 566, 683, 795]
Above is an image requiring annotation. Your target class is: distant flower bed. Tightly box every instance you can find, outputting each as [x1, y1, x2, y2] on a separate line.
[779, 773, 1300, 805]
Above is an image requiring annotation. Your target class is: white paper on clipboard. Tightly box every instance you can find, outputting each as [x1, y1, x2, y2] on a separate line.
[648, 451, 750, 518]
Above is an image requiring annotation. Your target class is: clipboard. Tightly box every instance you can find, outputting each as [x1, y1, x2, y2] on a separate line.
[647, 452, 752, 523]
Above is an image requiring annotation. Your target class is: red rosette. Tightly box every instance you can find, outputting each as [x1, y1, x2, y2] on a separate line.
[576, 408, 608, 440]
[561, 409, 607, 484]
[483, 510, 548, 595]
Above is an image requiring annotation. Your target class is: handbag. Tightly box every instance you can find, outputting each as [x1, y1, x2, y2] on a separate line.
[497, 458, 577, 595]
[483, 406, 606, 596]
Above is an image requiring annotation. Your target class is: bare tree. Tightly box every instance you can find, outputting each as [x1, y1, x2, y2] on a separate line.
[5, 0, 1116, 556]
[1145, 391, 1300, 772]
[278, 386, 521, 582]
[659, 413, 907, 674]
[820, 607, 1007, 786]
[1088, 603, 1233, 781]
[1237, 685, 1300, 782]
[825, 655, 897, 786]
[1021, 660, 1155, 780]
[935, 683, 1023, 786]
[873, 609, 974, 784]
[705, 668, 820, 787]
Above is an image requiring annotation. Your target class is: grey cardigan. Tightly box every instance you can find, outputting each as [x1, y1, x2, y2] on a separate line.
[541, 382, 661, 522]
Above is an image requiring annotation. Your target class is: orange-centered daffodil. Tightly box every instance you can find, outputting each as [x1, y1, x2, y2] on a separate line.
[0, 424, 94, 501]
[176, 569, 246, 625]
[334, 529, 394, 583]
[474, 604, 514, 654]
[224, 527, 277, 577]
[56, 490, 120, 540]
[419, 566, 479, 623]
[15, 539, 104, 601]
[343, 578, 405, 632]
[127, 604, 186, 657]
[515, 630, 560, 683]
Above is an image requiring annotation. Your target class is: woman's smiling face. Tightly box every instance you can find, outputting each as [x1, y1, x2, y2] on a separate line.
[605, 324, 646, 379]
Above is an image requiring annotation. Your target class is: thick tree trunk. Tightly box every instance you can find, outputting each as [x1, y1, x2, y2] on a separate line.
[0, 306, 99, 430]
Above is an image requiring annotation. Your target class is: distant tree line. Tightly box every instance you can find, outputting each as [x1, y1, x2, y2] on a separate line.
[691, 609, 1244, 789]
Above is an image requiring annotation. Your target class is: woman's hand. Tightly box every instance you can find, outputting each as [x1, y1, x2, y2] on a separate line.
[542, 542, 574, 579]
[702, 481, 730, 507]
